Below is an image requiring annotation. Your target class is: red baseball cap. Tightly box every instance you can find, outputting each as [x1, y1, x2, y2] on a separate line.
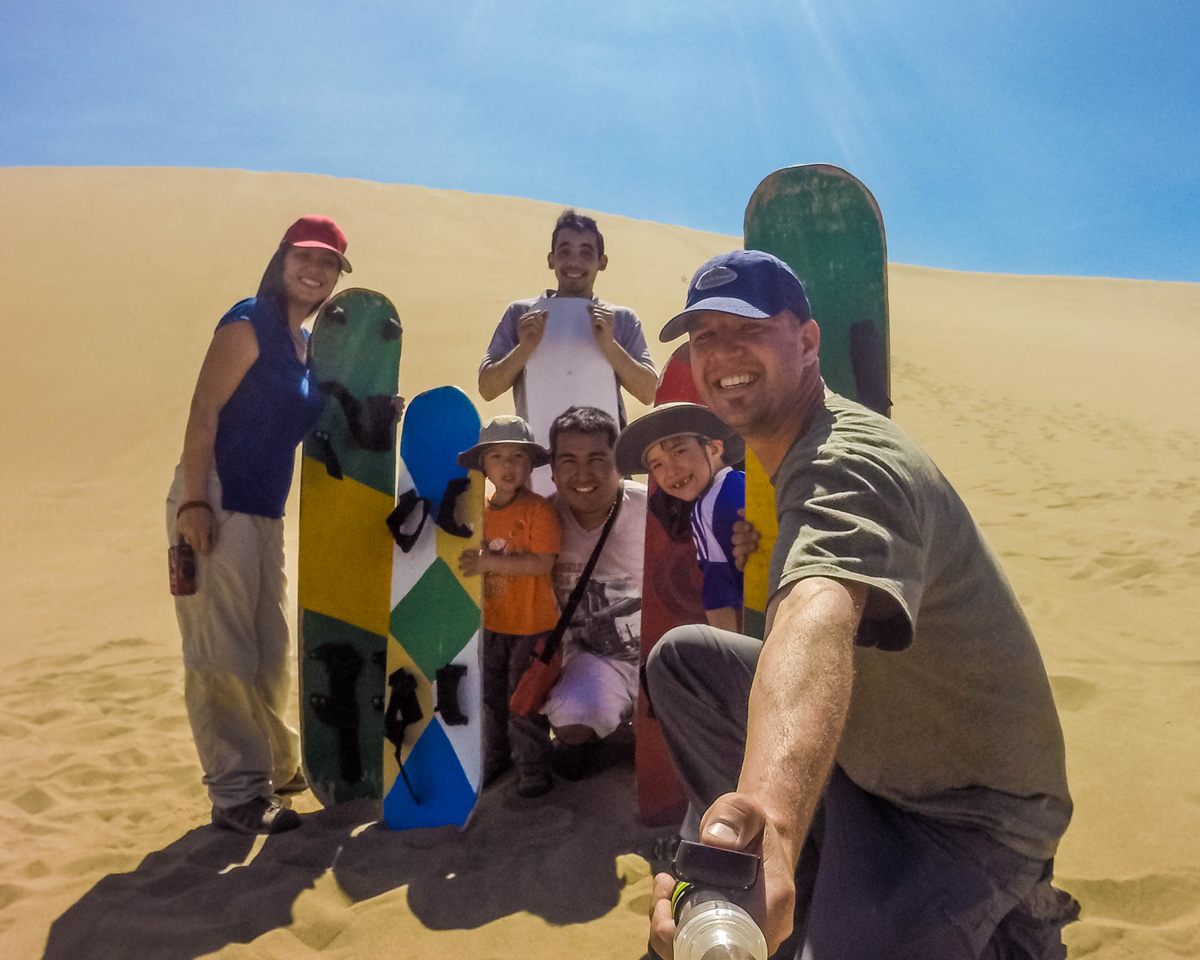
[280, 215, 352, 273]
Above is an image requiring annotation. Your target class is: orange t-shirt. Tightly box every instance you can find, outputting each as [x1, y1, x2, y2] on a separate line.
[482, 488, 562, 635]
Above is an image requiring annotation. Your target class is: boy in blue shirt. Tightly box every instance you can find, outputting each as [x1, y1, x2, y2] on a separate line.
[616, 403, 745, 632]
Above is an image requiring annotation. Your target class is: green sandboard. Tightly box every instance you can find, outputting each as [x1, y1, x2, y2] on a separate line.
[297, 289, 403, 806]
[742, 165, 890, 638]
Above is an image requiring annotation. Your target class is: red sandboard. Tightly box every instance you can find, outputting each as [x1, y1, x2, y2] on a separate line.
[635, 344, 707, 826]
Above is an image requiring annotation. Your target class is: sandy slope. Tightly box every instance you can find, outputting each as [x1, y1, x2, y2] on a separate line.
[1, 167, 1198, 959]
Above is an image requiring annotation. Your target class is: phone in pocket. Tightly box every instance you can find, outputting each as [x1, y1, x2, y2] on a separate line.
[169, 537, 197, 596]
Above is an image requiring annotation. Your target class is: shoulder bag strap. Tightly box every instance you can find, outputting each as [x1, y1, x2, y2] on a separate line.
[536, 482, 625, 664]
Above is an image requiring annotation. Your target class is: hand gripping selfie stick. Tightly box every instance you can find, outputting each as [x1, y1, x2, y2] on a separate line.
[671, 840, 768, 960]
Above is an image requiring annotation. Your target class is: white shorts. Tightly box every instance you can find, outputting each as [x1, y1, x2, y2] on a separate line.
[543, 649, 638, 739]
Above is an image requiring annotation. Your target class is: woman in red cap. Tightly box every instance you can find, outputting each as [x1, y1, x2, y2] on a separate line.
[166, 215, 351, 834]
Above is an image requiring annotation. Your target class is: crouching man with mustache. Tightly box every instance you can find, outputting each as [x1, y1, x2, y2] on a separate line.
[517, 406, 647, 795]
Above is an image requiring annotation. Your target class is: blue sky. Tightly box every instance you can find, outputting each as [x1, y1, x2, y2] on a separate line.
[3, 0, 1197, 281]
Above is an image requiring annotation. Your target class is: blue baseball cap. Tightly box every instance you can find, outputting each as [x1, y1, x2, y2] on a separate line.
[659, 249, 811, 342]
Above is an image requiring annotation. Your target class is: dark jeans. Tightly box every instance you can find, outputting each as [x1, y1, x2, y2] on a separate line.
[483, 630, 552, 777]
[645, 624, 1078, 960]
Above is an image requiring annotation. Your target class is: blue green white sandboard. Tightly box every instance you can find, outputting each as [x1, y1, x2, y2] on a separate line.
[384, 386, 485, 829]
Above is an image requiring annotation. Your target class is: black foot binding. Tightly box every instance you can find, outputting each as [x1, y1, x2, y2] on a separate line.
[309, 430, 344, 480]
[435, 663, 469, 726]
[384, 669, 424, 804]
[435, 477, 474, 538]
[309, 643, 364, 783]
[386, 489, 431, 552]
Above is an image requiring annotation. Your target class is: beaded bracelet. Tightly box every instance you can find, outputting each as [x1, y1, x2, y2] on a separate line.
[177, 500, 214, 519]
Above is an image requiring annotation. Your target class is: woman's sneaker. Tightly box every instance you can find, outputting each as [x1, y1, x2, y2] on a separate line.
[212, 796, 301, 835]
[275, 768, 308, 798]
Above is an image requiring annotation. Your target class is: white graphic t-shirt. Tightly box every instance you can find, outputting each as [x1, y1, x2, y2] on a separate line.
[550, 482, 647, 663]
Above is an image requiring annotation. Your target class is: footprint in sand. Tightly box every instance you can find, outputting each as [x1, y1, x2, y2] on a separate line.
[0, 883, 29, 911]
[1070, 552, 1163, 589]
[12, 786, 55, 815]
[28, 709, 71, 726]
[1048, 675, 1098, 712]
[1058, 871, 1200, 928]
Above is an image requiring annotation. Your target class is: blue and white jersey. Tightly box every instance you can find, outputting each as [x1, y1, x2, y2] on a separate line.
[690, 466, 745, 611]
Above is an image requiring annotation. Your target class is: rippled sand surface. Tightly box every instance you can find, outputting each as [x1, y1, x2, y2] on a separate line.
[2, 167, 1197, 959]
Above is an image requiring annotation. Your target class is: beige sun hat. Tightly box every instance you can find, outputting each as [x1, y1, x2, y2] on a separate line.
[456, 415, 551, 471]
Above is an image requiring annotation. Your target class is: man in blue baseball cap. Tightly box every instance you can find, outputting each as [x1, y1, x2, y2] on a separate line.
[646, 250, 1077, 959]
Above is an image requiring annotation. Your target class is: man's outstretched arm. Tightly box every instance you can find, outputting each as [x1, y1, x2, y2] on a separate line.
[649, 576, 865, 958]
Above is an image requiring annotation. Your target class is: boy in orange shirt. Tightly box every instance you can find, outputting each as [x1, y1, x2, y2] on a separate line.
[458, 416, 562, 798]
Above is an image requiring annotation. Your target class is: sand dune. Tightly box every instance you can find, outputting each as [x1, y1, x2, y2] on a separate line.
[1, 167, 1198, 958]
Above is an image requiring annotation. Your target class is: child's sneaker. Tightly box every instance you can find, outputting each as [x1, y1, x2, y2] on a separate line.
[553, 739, 598, 782]
[483, 756, 513, 789]
[516, 765, 553, 799]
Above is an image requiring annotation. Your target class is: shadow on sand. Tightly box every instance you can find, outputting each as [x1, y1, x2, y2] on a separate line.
[43, 737, 671, 959]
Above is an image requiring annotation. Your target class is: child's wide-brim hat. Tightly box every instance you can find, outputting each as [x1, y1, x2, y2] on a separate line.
[615, 402, 745, 476]
[456, 415, 551, 470]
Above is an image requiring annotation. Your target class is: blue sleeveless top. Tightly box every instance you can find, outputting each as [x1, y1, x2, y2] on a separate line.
[213, 297, 324, 518]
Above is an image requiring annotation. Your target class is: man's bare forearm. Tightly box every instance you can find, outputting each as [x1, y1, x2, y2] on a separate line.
[738, 576, 865, 863]
[603, 343, 658, 404]
[477, 342, 536, 401]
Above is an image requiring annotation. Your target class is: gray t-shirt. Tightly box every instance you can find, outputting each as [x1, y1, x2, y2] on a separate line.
[770, 394, 1071, 860]
[480, 292, 652, 426]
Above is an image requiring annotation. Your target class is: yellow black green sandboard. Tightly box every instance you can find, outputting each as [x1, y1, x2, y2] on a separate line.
[297, 289, 402, 806]
[742, 165, 890, 639]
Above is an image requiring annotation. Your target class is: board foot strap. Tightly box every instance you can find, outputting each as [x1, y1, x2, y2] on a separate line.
[309, 643, 363, 782]
[386, 490, 431, 552]
[434, 664, 469, 726]
[319, 381, 400, 452]
[309, 431, 344, 480]
[435, 477, 475, 538]
[384, 668, 423, 804]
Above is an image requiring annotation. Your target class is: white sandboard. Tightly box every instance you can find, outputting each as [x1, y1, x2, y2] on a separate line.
[524, 297, 621, 495]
